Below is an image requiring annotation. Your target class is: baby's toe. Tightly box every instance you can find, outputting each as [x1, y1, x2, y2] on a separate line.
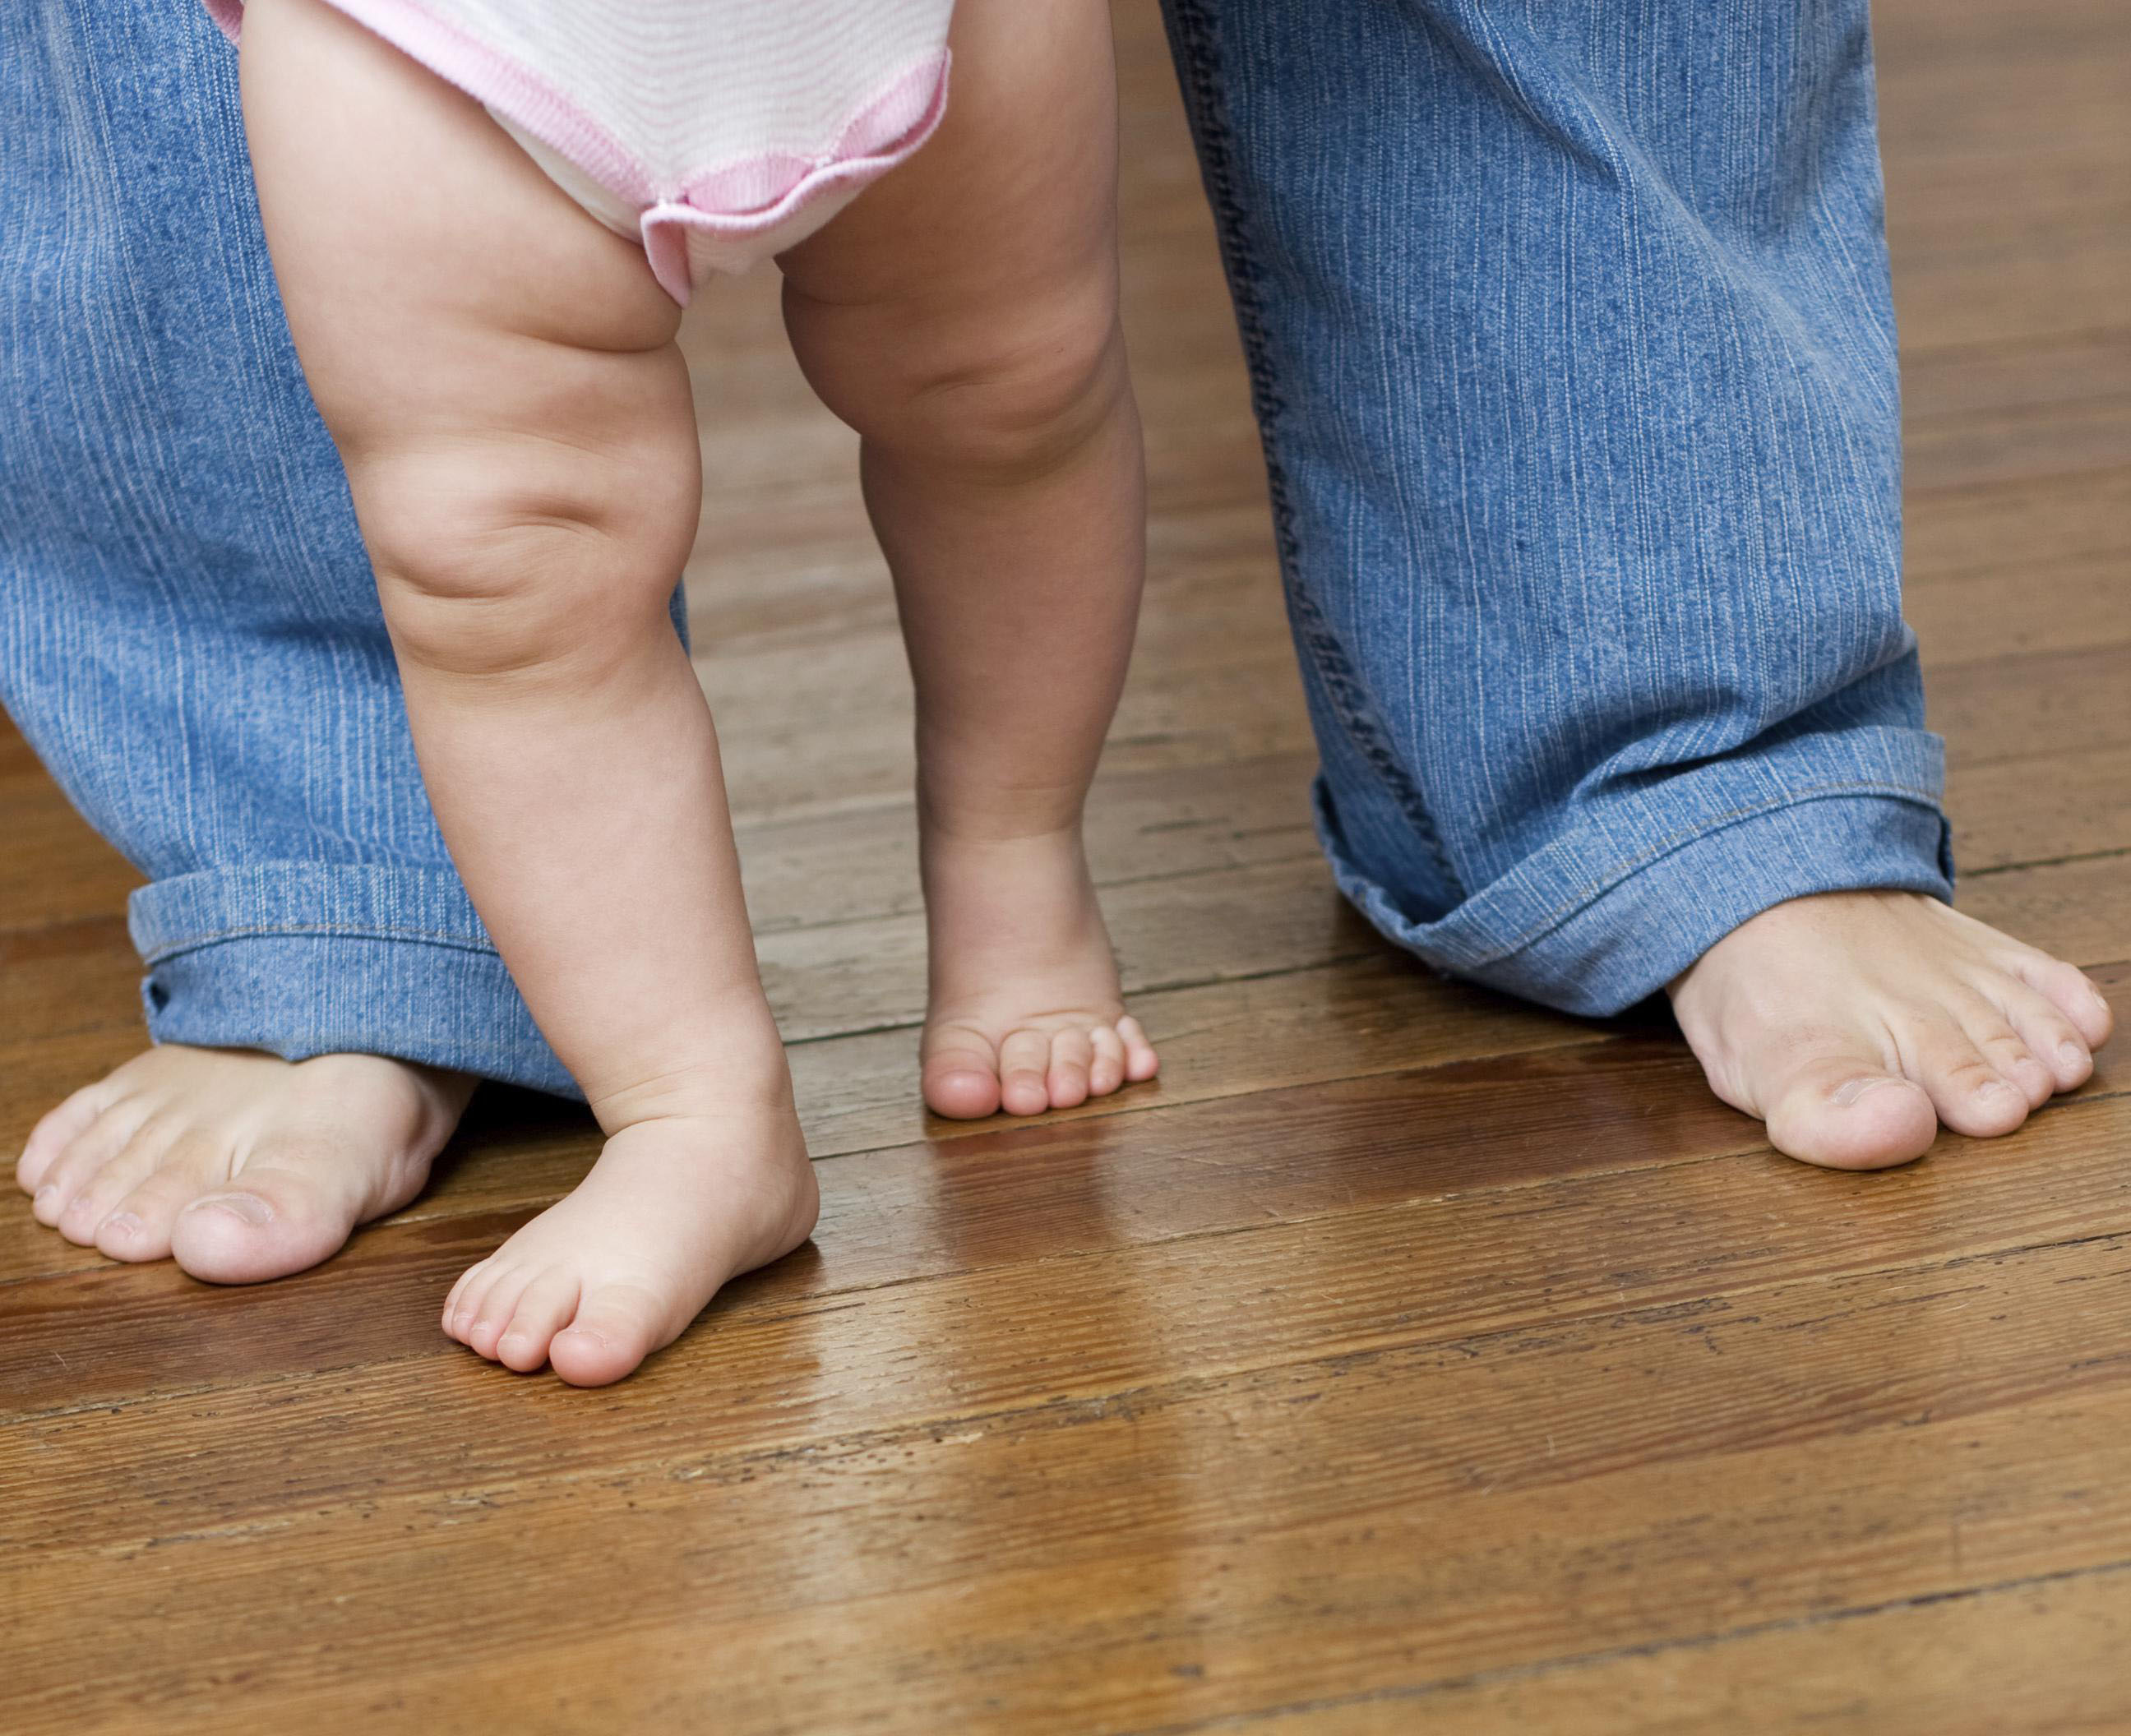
[548, 1283, 671, 1387]
[1088, 1025, 1126, 1097]
[441, 1261, 484, 1335]
[997, 1029, 1054, 1117]
[497, 1270, 582, 1374]
[1047, 1029, 1094, 1110]
[922, 1029, 1004, 1120]
[1115, 1015, 1159, 1083]
[444, 1258, 506, 1345]
[463, 1266, 537, 1360]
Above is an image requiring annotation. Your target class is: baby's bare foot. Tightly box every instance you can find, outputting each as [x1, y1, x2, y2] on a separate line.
[1670, 890, 2115, 1170]
[14, 1045, 474, 1281]
[442, 1088, 817, 1386]
[918, 826, 1158, 1120]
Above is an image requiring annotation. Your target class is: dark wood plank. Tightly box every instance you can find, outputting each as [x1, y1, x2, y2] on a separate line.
[10, 1115, 2131, 1732]
[2, 2, 2128, 1733]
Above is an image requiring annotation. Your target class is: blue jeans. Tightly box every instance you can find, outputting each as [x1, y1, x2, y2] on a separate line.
[1158, 0, 1952, 1014]
[1, 0, 1950, 1094]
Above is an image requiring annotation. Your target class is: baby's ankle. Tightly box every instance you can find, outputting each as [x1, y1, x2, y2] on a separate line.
[586, 1030, 797, 1137]
[916, 765, 1093, 849]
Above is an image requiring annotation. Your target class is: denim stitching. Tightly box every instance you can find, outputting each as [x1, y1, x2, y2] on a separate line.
[1159, 0, 1465, 901]
[1356, 778, 1948, 969]
[137, 923, 502, 966]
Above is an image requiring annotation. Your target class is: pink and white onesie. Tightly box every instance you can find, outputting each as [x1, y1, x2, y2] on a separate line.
[204, 0, 956, 302]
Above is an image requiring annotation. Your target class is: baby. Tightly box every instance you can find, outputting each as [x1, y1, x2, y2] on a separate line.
[220, 0, 1158, 1383]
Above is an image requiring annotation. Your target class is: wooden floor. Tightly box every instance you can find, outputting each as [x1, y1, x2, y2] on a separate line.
[5, 2, 2129, 1729]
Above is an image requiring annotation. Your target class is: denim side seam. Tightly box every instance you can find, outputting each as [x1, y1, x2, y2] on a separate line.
[1158, 0, 1466, 903]
[136, 921, 502, 967]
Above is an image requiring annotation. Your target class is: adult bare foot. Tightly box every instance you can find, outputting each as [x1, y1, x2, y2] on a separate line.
[1669, 890, 2115, 1170]
[15, 1045, 474, 1280]
[441, 1071, 818, 1387]
[918, 826, 1159, 1120]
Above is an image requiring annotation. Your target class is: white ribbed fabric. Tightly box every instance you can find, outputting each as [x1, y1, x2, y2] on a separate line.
[205, 0, 956, 298]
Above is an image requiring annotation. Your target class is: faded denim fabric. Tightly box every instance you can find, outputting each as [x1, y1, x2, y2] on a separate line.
[1, 0, 576, 1092]
[1, 0, 1953, 1097]
[1159, 0, 1953, 1013]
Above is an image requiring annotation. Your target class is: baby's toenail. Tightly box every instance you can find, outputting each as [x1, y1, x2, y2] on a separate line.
[102, 1212, 142, 1236]
[1976, 1080, 2014, 1101]
[191, 1192, 273, 1226]
[34, 1185, 58, 1210]
[2059, 1041, 2087, 1067]
[1832, 1077, 1898, 1107]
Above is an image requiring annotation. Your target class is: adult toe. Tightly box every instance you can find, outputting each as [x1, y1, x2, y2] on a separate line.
[1955, 1004, 2056, 1109]
[169, 1149, 365, 1284]
[27, 1101, 156, 1226]
[1762, 1054, 1939, 1170]
[93, 1146, 229, 1263]
[1907, 1021, 2030, 1139]
[1995, 981, 2100, 1092]
[2013, 953, 2115, 1049]
[17, 1083, 115, 1194]
[53, 1131, 173, 1247]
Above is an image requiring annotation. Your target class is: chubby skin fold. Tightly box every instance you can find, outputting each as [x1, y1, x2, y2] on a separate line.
[214, 0, 1150, 1383]
[13, 0, 2114, 1383]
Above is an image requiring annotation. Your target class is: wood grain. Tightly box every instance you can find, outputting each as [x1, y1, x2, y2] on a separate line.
[2, 1, 2127, 1732]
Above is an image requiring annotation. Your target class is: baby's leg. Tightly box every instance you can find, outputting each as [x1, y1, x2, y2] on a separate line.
[239, 0, 815, 1383]
[780, 0, 1159, 1119]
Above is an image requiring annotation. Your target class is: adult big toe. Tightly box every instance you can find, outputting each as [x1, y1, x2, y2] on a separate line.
[1761, 1055, 1940, 1170]
[169, 1151, 374, 1284]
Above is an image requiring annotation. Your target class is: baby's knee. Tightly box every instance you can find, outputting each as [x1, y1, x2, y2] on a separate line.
[350, 432, 700, 680]
[789, 280, 1128, 484]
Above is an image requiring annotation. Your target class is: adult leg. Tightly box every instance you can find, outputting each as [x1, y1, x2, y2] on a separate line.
[779, 0, 1158, 1120]
[1158, 0, 2110, 1166]
[1, 0, 574, 1280]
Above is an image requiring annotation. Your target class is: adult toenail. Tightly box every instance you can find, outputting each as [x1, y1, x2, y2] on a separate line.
[190, 1192, 273, 1226]
[1832, 1077, 1900, 1107]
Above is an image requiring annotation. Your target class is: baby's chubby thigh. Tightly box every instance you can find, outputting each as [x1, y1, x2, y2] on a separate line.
[238, 0, 700, 676]
[776, 0, 1128, 468]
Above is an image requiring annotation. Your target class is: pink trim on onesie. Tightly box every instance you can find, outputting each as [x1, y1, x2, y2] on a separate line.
[203, 1, 950, 304]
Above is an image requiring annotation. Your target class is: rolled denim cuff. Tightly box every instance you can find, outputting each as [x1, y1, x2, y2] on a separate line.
[1319, 726, 1956, 1018]
[127, 862, 576, 1097]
